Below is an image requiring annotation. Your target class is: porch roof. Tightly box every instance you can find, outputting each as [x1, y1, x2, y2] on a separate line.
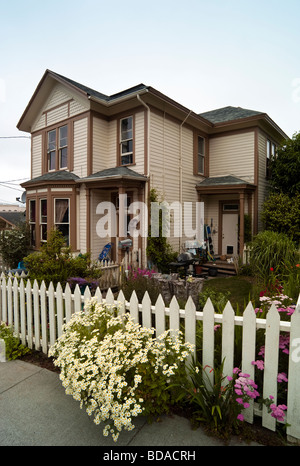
[78, 166, 148, 183]
[196, 175, 256, 194]
[21, 170, 80, 187]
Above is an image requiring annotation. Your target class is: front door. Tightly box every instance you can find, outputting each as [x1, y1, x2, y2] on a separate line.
[222, 212, 238, 256]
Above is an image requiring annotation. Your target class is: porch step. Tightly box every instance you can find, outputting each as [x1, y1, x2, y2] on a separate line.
[201, 259, 236, 276]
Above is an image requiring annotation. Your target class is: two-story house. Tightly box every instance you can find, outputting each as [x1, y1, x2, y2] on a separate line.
[17, 70, 288, 267]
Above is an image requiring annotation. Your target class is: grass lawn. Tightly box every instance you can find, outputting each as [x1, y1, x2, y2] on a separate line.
[202, 275, 258, 312]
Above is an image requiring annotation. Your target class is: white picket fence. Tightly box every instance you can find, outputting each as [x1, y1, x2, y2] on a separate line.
[0, 274, 299, 443]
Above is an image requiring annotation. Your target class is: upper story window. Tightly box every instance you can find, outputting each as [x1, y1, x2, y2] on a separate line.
[266, 139, 276, 179]
[197, 136, 205, 174]
[120, 116, 133, 165]
[47, 124, 68, 171]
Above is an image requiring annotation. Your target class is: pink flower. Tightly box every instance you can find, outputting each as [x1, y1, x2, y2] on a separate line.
[237, 414, 244, 422]
[236, 398, 244, 405]
[277, 372, 288, 383]
[252, 359, 264, 370]
[243, 402, 250, 409]
[235, 389, 243, 395]
[227, 376, 233, 381]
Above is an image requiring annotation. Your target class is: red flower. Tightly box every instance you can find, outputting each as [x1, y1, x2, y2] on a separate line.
[270, 267, 274, 271]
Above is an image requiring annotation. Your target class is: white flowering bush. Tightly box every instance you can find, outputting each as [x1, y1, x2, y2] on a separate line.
[49, 298, 194, 441]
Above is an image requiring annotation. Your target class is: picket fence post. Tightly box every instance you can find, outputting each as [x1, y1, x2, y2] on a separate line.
[287, 295, 300, 443]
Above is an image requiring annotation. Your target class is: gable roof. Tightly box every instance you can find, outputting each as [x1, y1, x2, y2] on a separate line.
[199, 106, 264, 124]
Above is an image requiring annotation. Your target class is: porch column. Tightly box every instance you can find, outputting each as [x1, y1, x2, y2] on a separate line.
[118, 185, 126, 264]
[239, 192, 245, 257]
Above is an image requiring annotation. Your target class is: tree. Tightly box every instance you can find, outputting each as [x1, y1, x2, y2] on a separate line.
[261, 192, 300, 245]
[0, 222, 30, 269]
[269, 131, 300, 196]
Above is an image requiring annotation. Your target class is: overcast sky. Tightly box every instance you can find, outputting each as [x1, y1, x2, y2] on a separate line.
[0, 0, 299, 204]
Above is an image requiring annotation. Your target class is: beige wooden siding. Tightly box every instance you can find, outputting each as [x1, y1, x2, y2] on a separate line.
[31, 134, 42, 178]
[73, 117, 88, 178]
[149, 112, 202, 252]
[92, 117, 109, 173]
[209, 132, 255, 183]
[78, 185, 87, 253]
[257, 130, 268, 231]
[31, 83, 89, 132]
[134, 111, 145, 175]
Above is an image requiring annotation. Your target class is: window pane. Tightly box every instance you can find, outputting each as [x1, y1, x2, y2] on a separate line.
[59, 125, 68, 148]
[121, 154, 133, 165]
[121, 117, 133, 140]
[48, 130, 56, 151]
[29, 200, 36, 222]
[121, 140, 133, 154]
[56, 224, 69, 246]
[40, 199, 47, 223]
[49, 151, 56, 170]
[198, 137, 204, 156]
[60, 147, 68, 168]
[55, 199, 69, 223]
[198, 155, 204, 173]
[41, 224, 47, 241]
[30, 225, 36, 247]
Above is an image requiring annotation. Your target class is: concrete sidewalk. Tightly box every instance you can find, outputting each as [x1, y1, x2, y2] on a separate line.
[0, 360, 261, 447]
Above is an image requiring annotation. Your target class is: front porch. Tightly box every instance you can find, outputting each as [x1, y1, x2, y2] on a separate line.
[196, 175, 256, 259]
[78, 166, 148, 267]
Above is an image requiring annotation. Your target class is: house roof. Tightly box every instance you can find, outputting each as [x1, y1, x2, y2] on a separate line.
[199, 106, 264, 124]
[49, 71, 149, 103]
[21, 170, 80, 187]
[0, 211, 26, 226]
[79, 166, 148, 182]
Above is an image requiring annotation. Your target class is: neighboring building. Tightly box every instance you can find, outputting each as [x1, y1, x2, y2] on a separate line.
[17, 70, 288, 266]
[0, 210, 26, 231]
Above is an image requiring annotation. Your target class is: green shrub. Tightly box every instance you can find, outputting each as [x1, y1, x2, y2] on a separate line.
[49, 298, 193, 441]
[24, 229, 102, 287]
[249, 230, 298, 286]
[0, 322, 30, 360]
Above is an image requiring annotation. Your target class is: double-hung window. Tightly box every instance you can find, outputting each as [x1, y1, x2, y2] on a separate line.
[197, 136, 205, 174]
[120, 116, 133, 165]
[47, 125, 68, 171]
[47, 130, 56, 171]
[55, 199, 70, 245]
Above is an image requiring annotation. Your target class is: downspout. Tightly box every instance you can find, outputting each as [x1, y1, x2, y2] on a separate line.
[137, 93, 150, 176]
[179, 110, 192, 251]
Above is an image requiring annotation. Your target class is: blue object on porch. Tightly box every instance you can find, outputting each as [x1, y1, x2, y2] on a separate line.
[98, 243, 113, 262]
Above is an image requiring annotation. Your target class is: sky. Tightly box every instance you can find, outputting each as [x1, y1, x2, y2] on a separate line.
[0, 0, 299, 204]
